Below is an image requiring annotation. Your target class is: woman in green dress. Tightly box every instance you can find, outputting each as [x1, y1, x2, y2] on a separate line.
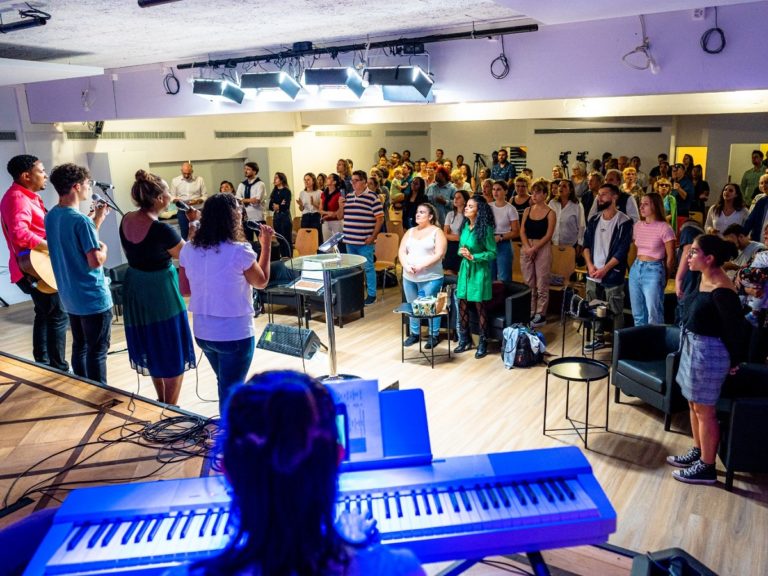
[455, 195, 497, 358]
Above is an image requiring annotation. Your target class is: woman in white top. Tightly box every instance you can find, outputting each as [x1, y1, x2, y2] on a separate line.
[450, 168, 472, 192]
[705, 183, 749, 235]
[490, 180, 520, 282]
[443, 190, 469, 274]
[398, 203, 448, 349]
[179, 193, 273, 410]
[548, 179, 586, 249]
[297, 172, 322, 243]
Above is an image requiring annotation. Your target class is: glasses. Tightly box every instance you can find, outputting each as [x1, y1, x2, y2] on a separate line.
[688, 247, 700, 256]
[657, 184, 671, 188]
[350, 178, 362, 183]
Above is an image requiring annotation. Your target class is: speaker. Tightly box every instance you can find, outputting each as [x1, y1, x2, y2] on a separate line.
[256, 323, 323, 359]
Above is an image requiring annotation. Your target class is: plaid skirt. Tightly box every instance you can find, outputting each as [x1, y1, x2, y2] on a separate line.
[675, 330, 730, 405]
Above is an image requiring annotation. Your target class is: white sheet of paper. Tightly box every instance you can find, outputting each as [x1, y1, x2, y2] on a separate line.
[325, 379, 384, 462]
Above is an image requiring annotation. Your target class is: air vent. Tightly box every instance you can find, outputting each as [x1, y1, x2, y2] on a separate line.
[316, 130, 372, 138]
[65, 131, 186, 140]
[534, 127, 662, 134]
[385, 130, 429, 137]
[215, 131, 294, 138]
[0, 131, 17, 141]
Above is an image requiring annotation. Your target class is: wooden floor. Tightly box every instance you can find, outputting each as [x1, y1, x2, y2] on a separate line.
[1, 294, 766, 575]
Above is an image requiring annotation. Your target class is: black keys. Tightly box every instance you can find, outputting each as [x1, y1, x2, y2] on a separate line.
[167, 513, 182, 540]
[147, 517, 162, 542]
[411, 491, 420, 516]
[101, 522, 120, 547]
[180, 512, 194, 539]
[394, 492, 403, 518]
[511, 483, 527, 506]
[199, 509, 213, 538]
[474, 485, 489, 510]
[121, 520, 139, 545]
[87, 523, 108, 548]
[495, 482, 511, 507]
[457, 487, 472, 512]
[485, 484, 501, 508]
[134, 518, 151, 544]
[558, 478, 575, 500]
[548, 479, 565, 502]
[538, 481, 555, 503]
[383, 493, 391, 519]
[420, 490, 432, 515]
[67, 524, 89, 551]
[431, 488, 443, 514]
[448, 488, 460, 513]
[522, 482, 538, 505]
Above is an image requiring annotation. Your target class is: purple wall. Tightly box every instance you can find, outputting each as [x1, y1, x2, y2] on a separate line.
[23, 2, 768, 123]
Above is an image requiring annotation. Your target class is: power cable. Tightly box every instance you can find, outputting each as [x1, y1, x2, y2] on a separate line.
[490, 35, 510, 80]
[700, 7, 726, 55]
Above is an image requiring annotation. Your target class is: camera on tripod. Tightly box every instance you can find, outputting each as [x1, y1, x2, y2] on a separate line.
[559, 151, 571, 166]
[576, 151, 588, 163]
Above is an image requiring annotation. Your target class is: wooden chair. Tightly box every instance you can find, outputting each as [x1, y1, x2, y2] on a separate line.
[689, 211, 704, 226]
[388, 220, 405, 241]
[295, 228, 319, 256]
[512, 241, 524, 283]
[374, 232, 400, 301]
[550, 245, 576, 294]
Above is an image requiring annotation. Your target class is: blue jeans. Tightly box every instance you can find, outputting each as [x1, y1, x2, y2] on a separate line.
[346, 243, 376, 298]
[195, 336, 254, 411]
[403, 277, 444, 336]
[629, 259, 666, 326]
[491, 239, 513, 282]
[69, 310, 112, 385]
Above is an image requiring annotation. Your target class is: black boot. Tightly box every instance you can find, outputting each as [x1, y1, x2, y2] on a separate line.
[474, 336, 488, 359]
[454, 330, 474, 353]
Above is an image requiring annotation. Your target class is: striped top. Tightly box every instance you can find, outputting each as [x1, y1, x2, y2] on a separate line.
[633, 220, 675, 260]
[342, 190, 383, 245]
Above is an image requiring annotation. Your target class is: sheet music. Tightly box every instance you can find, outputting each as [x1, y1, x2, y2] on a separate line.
[325, 379, 384, 461]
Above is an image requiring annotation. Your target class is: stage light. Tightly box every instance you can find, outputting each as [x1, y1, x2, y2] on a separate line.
[366, 66, 433, 102]
[192, 79, 244, 104]
[240, 71, 301, 100]
[0, 5, 51, 33]
[138, 0, 183, 6]
[303, 67, 366, 98]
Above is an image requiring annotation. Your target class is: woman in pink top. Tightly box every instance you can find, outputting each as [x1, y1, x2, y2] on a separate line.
[629, 192, 676, 326]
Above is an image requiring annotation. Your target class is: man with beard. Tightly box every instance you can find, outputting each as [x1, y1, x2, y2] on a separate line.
[582, 183, 633, 351]
[425, 166, 456, 226]
[587, 168, 640, 223]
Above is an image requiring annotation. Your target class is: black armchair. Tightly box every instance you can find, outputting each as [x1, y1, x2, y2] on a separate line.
[717, 362, 768, 490]
[106, 263, 129, 322]
[612, 324, 687, 431]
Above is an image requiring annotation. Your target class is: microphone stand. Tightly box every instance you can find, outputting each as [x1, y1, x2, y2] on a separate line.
[95, 184, 125, 216]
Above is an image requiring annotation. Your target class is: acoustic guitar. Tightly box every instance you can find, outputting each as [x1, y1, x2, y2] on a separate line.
[18, 249, 58, 294]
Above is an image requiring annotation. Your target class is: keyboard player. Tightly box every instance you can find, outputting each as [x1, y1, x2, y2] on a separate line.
[164, 370, 424, 576]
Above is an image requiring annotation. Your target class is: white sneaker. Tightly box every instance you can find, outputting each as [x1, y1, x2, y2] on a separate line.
[530, 313, 546, 327]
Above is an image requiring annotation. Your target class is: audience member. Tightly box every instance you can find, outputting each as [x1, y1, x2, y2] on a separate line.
[402, 176, 428, 230]
[489, 180, 520, 283]
[722, 223, 766, 280]
[510, 175, 532, 218]
[491, 148, 516, 182]
[704, 183, 748, 235]
[443, 190, 469, 275]
[297, 172, 322, 243]
[269, 172, 293, 258]
[630, 156, 648, 192]
[588, 169, 640, 223]
[219, 181, 235, 193]
[549, 179, 585, 250]
[691, 164, 710, 212]
[655, 178, 677, 234]
[399, 203, 447, 349]
[520, 179, 556, 327]
[629, 192, 675, 326]
[740, 149, 764, 206]
[571, 161, 589, 198]
[426, 166, 456, 226]
[320, 173, 344, 242]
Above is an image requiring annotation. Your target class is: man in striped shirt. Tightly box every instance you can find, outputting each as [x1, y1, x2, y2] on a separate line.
[341, 170, 383, 306]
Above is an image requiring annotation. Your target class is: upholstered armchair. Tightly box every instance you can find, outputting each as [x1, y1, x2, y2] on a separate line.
[612, 324, 687, 431]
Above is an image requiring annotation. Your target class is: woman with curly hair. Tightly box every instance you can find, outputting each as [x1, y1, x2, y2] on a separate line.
[455, 195, 497, 358]
[179, 193, 273, 410]
[704, 182, 748, 235]
[119, 170, 197, 404]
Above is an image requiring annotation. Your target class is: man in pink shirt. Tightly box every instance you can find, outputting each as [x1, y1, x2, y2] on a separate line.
[1, 155, 69, 370]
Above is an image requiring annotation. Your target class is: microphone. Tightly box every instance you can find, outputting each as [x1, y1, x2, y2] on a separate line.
[92, 180, 114, 190]
[245, 220, 261, 232]
[174, 200, 191, 212]
[91, 193, 108, 207]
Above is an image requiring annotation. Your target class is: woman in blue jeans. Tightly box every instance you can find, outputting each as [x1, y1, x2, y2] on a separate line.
[398, 203, 447, 349]
[629, 192, 675, 326]
[179, 194, 273, 410]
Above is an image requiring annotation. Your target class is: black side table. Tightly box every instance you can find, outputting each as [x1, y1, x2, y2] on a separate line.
[394, 303, 451, 368]
[543, 356, 610, 448]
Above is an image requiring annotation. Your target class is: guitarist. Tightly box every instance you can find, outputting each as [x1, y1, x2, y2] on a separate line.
[1, 155, 69, 371]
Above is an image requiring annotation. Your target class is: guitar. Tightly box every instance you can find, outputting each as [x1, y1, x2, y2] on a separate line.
[17, 249, 58, 294]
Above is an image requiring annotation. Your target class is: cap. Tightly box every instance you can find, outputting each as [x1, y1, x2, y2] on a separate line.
[672, 163, 685, 170]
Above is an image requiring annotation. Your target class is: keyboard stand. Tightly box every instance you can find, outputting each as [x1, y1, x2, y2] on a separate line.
[442, 551, 551, 576]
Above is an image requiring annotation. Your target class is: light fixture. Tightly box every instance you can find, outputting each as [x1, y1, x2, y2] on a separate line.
[366, 66, 433, 102]
[138, 0, 183, 6]
[240, 71, 301, 100]
[303, 67, 366, 98]
[192, 79, 245, 104]
[0, 4, 51, 33]
[622, 15, 660, 74]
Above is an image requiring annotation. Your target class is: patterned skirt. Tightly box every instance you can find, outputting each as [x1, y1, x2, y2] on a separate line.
[675, 330, 730, 405]
[123, 263, 196, 378]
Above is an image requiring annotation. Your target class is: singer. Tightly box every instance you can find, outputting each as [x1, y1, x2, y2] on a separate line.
[118, 170, 198, 404]
[170, 162, 207, 241]
[179, 194, 273, 410]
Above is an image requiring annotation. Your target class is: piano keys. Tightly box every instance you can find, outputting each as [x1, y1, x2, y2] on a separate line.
[24, 446, 616, 575]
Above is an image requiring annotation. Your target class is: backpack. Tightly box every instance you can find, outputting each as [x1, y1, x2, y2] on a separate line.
[502, 325, 546, 369]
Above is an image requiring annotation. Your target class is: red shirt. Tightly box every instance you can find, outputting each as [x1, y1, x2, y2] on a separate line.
[0, 182, 47, 283]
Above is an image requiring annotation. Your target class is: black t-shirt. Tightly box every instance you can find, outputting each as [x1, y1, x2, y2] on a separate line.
[119, 220, 181, 271]
[684, 288, 748, 366]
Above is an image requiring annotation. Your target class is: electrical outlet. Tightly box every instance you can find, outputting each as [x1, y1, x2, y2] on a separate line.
[692, 7, 706, 20]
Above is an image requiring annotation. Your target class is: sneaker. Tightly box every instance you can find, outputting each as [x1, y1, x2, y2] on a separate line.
[403, 334, 419, 347]
[364, 295, 377, 306]
[424, 336, 439, 349]
[583, 340, 605, 352]
[666, 446, 701, 468]
[672, 460, 717, 485]
[530, 313, 546, 327]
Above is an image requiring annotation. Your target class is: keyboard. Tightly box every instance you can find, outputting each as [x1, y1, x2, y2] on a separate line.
[24, 446, 616, 575]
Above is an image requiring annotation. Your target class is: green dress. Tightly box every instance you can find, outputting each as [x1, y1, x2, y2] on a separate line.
[456, 224, 496, 302]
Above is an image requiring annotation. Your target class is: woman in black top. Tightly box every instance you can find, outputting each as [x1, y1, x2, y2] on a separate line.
[402, 176, 428, 230]
[668, 234, 747, 485]
[119, 170, 197, 404]
[269, 171, 293, 258]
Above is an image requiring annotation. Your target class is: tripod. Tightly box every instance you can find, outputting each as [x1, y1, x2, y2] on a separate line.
[472, 153, 487, 190]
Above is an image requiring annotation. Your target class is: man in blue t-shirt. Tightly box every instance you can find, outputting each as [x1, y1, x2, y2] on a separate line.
[45, 164, 112, 384]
